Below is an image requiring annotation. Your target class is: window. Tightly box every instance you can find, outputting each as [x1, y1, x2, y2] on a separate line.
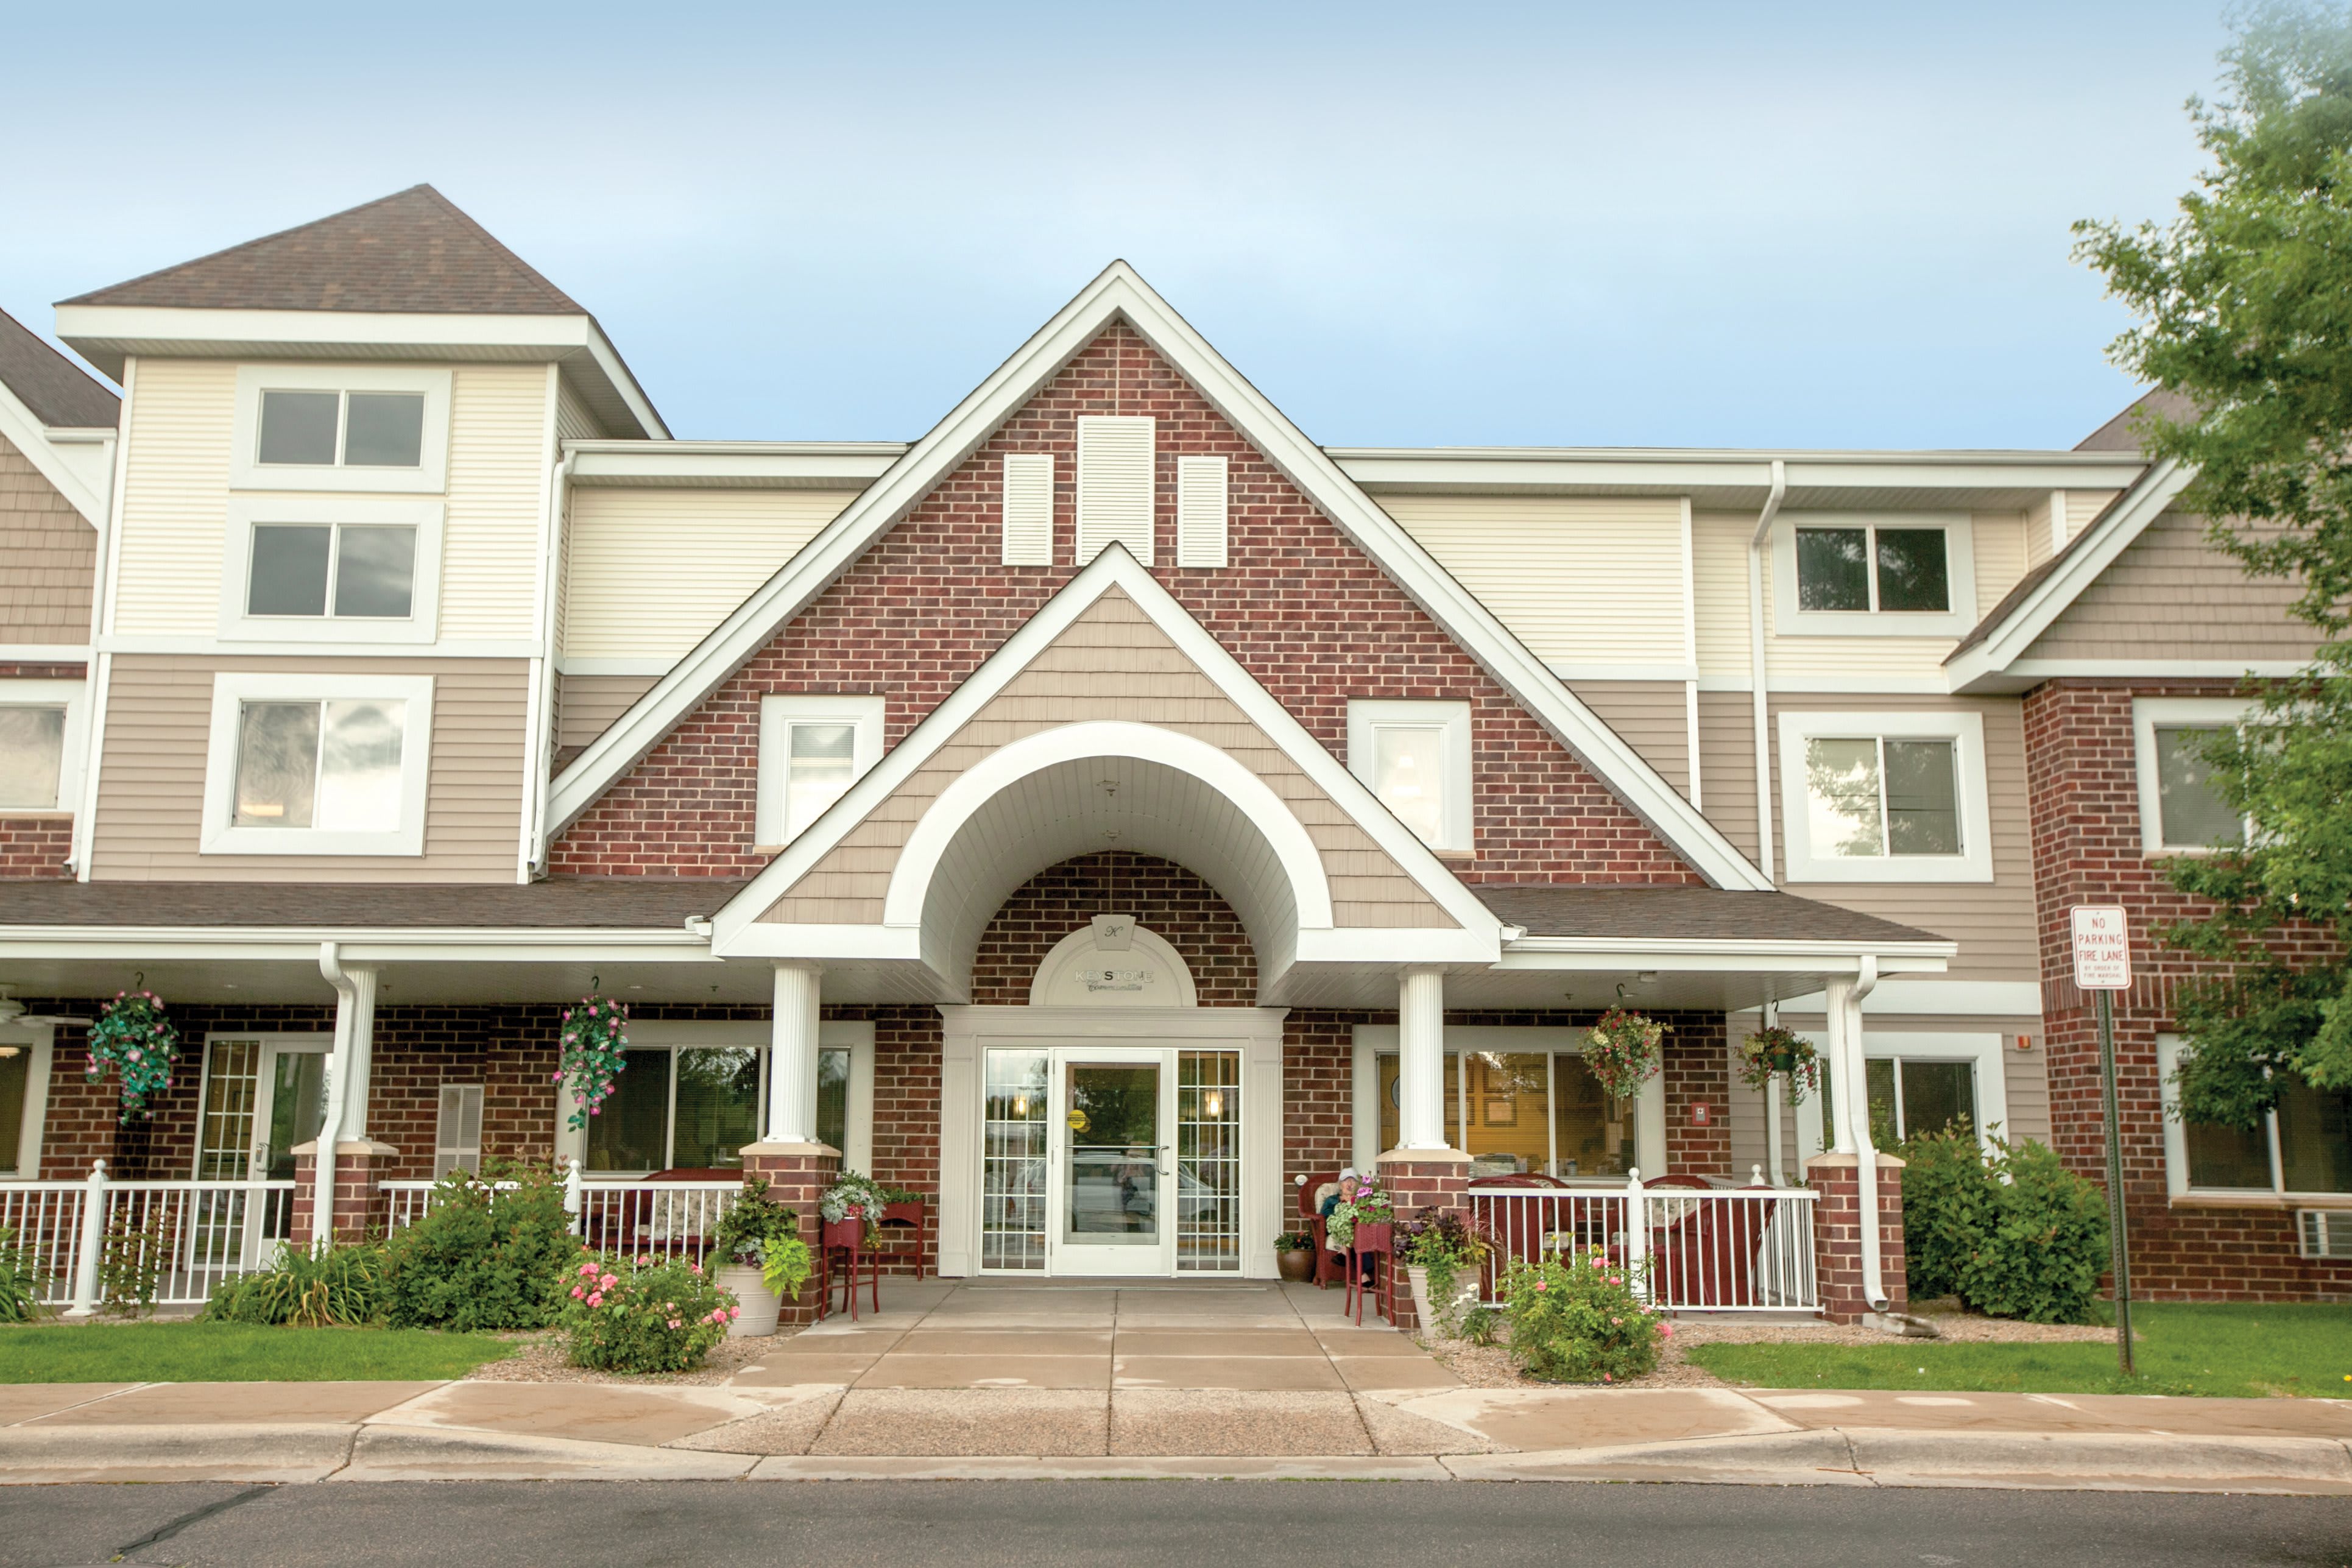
[1864, 1057, 1977, 1142]
[1815, 1033, 2007, 1154]
[220, 497, 445, 644]
[1368, 1038, 1653, 1180]
[1347, 699, 1472, 853]
[231, 366, 451, 494]
[755, 695, 885, 848]
[1777, 710, 1993, 883]
[0, 1026, 54, 1180]
[2133, 698, 2253, 854]
[200, 673, 433, 855]
[2160, 1034, 2352, 1199]
[0, 707, 66, 811]
[582, 1044, 853, 1174]
[434, 1084, 484, 1180]
[1773, 514, 1976, 637]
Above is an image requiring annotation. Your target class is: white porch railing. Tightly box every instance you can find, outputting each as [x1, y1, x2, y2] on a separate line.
[1, 1163, 300, 1313]
[381, 1162, 745, 1265]
[1469, 1170, 1820, 1313]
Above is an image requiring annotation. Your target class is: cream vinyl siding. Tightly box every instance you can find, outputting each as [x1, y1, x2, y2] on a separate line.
[1567, 682, 1689, 798]
[563, 489, 857, 663]
[2027, 489, 2125, 569]
[111, 359, 235, 636]
[0, 434, 96, 642]
[1691, 512, 1756, 678]
[1383, 496, 1688, 669]
[1761, 692, 2036, 986]
[438, 366, 551, 641]
[2023, 508, 2318, 664]
[1759, 513, 2024, 682]
[556, 672, 659, 758]
[761, 590, 1448, 930]
[554, 378, 602, 443]
[88, 654, 528, 881]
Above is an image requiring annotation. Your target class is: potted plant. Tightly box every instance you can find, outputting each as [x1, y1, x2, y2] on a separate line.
[1737, 1025, 1821, 1104]
[821, 1170, 892, 1246]
[1397, 1207, 1490, 1343]
[707, 1174, 810, 1337]
[1273, 1231, 1316, 1283]
[1324, 1178, 1393, 1251]
[1581, 1006, 1667, 1101]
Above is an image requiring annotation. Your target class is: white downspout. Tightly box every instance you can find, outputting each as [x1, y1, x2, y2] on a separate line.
[311, 942, 358, 1251]
[1746, 459, 1787, 880]
[1843, 954, 1888, 1311]
[523, 442, 574, 880]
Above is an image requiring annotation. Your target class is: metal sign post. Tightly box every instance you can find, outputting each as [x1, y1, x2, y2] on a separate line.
[2070, 905, 2136, 1377]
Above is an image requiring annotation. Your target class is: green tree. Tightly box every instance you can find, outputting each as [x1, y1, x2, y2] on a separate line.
[2074, 2, 2352, 1125]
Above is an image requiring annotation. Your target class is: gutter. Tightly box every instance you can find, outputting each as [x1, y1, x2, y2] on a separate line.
[310, 943, 356, 1251]
[1746, 460, 1788, 880]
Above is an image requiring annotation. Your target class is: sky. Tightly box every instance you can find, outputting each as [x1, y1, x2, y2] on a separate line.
[3, 1, 2234, 450]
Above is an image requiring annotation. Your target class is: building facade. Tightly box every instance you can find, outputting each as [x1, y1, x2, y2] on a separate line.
[0, 186, 2342, 1307]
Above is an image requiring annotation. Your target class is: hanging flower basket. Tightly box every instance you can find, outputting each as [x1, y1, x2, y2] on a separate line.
[85, 990, 180, 1123]
[1581, 1006, 1665, 1101]
[1737, 1025, 1821, 1103]
[556, 995, 631, 1132]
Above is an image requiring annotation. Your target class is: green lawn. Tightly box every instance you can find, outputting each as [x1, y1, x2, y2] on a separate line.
[1685, 1304, 2352, 1399]
[0, 1322, 516, 1383]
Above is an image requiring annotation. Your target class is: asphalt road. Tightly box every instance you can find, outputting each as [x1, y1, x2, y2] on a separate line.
[7, 1480, 2351, 1568]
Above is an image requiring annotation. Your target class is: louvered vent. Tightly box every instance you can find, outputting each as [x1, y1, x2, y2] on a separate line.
[1076, 415, 1155, 565]
[1176, 454, 1229, 568]
[1001, 452, 1053, 566]
[434, 1083, 484, 1179]
[2300, 1209, 2352, 1259]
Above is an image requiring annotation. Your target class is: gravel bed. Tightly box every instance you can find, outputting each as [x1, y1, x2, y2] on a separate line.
[462, 1329, 780, 1386]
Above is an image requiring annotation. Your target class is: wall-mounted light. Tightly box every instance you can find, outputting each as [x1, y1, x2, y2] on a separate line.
[1203, 1089, 1224, 1120]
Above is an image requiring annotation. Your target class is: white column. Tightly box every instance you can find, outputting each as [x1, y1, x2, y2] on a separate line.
[1823, 976, 1857, 1155]
[767, 961, 825, 1147]
[339, 966, 378, 1140]
[1397, 966, 1450, 1151]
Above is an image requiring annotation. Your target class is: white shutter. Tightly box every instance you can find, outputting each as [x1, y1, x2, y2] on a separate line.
[1076, 415, 1155, 565]
[434, 1084, 484, 1179]
[1000, 452, 1053, 567]
[1176, 454, 1228, 568]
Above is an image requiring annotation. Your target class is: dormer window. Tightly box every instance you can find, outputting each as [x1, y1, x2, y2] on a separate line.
[230, 366, 450, 495]
[1796, 525, 1949, 612]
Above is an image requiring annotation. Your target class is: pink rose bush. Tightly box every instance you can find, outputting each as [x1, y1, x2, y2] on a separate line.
[558, 1249, 740, 1373]
[1496, 1245, 1667, 1385]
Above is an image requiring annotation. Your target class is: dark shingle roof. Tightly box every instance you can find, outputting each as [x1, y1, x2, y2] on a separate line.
[61, 185, 583, 316]
[2076, 388, 2197, 453]
[0, 878, 747, 930]
[0, 306, 118, 428]
[1474, 885, 1947, 947]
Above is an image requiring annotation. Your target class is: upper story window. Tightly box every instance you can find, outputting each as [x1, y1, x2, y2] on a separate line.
[230, 366, 451, 495]
[2160, 1035, 2351, 1201]
[0, 681, 86, 814]
[200, 672, 434, 856]
[1772, 513, 1976, 637]
[219, 498, 444, 646]
[1347, 699, 1472, 853]
[1776, 710, 1993, 883]
[248, 523, 416, 619]
[2133, 698, 2251, 854]
[755, 695, 885, 848]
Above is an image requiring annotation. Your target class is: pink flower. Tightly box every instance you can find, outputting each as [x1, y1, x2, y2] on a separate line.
[601, 1274, 619, 1291]
[667, 1318, 682, 1330]
[586, 1291, 604, 1307]
[1602, 1372, 1614, 1383]
[571, 1285, 585, 1299]
[689, 1263, 702, 1276]
[580, 1262, 599, 1276]
[729, 1305, 741, 1319]
[1658, 1323, 1674, 1338]
[1533, 1279, 1548, 1292]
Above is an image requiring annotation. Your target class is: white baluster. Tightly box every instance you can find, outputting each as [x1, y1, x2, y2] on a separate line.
[63, 1161, 108, 1320]
[1622, 1166, 1648, 1305]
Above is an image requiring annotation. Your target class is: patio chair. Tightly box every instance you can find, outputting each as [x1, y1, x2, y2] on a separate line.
[816, 1216, 883, 1321]
[1466, 1171, 1572, 1294]
[872, 1195, 930, 1280]
[1296, 1171, 1348, 1289]
[1643, 1173, 1774, 1308]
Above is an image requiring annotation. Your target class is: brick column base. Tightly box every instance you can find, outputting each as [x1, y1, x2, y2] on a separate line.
[1375, 1150, 1472, 1333]
[741, 1140, 841, 1327]
[1806, 1151, 1907, 1324]
[288, 1140, 399, 1247]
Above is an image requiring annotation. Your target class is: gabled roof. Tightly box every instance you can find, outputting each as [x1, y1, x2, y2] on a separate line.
[2075, 388, 2197, 454]
[61, 185, 581, 316]
[549, 261, 1772, 891]
[1475, 885, 1946, 947]
[0, 306, 117, 428]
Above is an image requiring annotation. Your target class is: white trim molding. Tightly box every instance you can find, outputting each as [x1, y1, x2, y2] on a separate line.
[215, 495, 445, 646]
[228, 365, 452, 495]
[1776, 708, 1993, 884]
[2132, 696, 2255, 856]
[1771, 512, 1979, 639]
[199, 671, 435, 856]
[0, 1023, 55, 1181]
[1347, 699, 1473, 853]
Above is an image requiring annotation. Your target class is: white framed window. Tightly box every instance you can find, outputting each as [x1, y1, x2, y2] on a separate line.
[2159, 1034, 2352, 1201]
[434, 1084, 485, 1180]
[1351, 1026, 1666, 1182]
[559, 1020, 874, 1174]
[1176, 454, 1229, 568]
[218, 496, 445, 645]
[1001, 452, 1053, 567]
[1347, 699, 1472, 853]
[199, 671, 434, 856]
[230, 365, 451, 494]
[0, 1024, 55, 1181]
[2133, 697, 2253, 855]
[756, 694, 885, 848]
[0, 679, 88, 813]
[1771, 514, 1977, 638]
[1776, 710, 1992, 883]
[1076, 415, 1155, 565]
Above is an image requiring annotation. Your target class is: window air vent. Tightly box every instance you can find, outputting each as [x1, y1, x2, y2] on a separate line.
[2297, 1209, 2352, 1260]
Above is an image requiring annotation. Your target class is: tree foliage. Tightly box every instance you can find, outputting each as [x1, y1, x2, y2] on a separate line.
[2075, 2, 2352, 1124]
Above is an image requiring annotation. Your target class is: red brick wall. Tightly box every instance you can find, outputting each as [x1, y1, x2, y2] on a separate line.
[2024, 679, 2351, 1301]
[551, 323, 1700, 886]
[970, 852, 1255, 1006]
[0, 818, 72, 878]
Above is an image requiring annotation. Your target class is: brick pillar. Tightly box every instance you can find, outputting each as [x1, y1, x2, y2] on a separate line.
[1806, 1150, 1906, 1324]
[289, 1139, 398, 1246]
[741, 1140, 841, 1327]
[1375, 1149, 1470, 1333]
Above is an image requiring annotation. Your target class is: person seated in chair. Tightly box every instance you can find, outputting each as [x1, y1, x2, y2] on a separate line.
[1318, 1169, 1379, 1288]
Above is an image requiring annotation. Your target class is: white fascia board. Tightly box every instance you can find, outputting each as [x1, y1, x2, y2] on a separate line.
[1294, 928, 1501, 964]
[0, 380, 108, 526]
[1494, 943, 1952, 973]
[1330, 448, 2148, 497]
[567, 442, 902, 489]
[579, 320, 669, 440]
[1774, 980, 2044, 1017]
[2005, 659, 2314, 681]
[1945, 459, 2196, 691]
[0, 645, 91, 663]
[707, 546, 1507, 955]
[0, 929, 713, 962]
[705, 924, 928, 961]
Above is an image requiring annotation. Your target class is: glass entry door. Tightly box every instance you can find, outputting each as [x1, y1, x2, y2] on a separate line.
[1050, 1051, 1176, 1276]
[192, 1037, 328, 1266]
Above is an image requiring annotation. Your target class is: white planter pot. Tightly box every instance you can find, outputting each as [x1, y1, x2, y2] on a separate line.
[717, 1264, 781, 1337]
[1405, 1264, 1481, 1343]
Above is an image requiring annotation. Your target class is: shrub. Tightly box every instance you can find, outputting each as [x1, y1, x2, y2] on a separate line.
[1395, 1206, 1492, 1337]
[559, 1251, 738, 1374]
[1960, 1140, 2110, 1324]
[1898, 1121, 1994, 1302]
[97, 1207, 168, 1317]
[381, 1162, 576, 1332]
[204, 1241, 386, 1327]
[1496, 1246, 1667, 1383]
[707, 1175, 812, 1302]
[0, 1229, 44, 1323]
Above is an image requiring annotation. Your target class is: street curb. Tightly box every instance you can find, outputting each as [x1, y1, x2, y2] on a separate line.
[0, 1423, 356, 1485]
[1449, 1429, 1866, 1485]
[1846, 1429, 2352, 1486]
[336, 1425, 758, 1482]
[747, 1455, 1456, 1481]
